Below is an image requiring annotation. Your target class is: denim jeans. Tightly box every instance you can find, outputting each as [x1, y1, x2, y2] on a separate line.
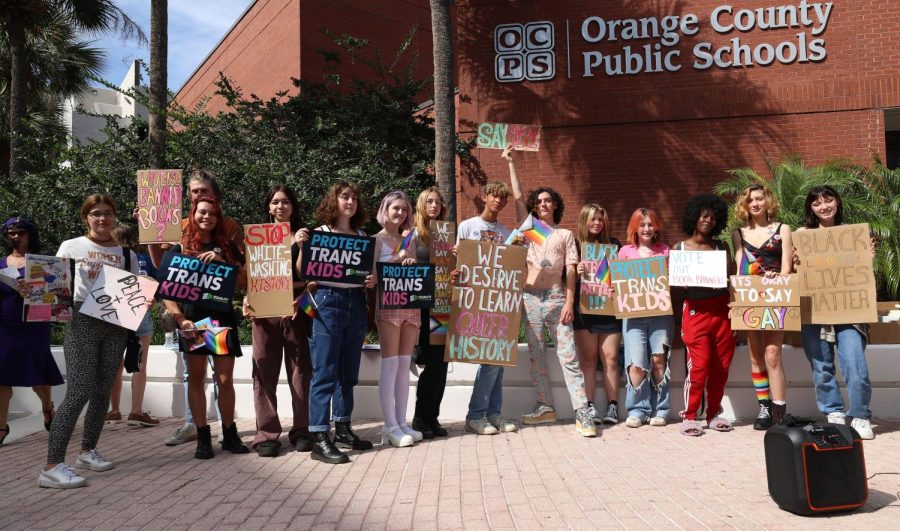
[308, 286, 368, 432]
[623, 315, 673, 419]
[801, 324, 872, 419]
[467, 364, 504, 420]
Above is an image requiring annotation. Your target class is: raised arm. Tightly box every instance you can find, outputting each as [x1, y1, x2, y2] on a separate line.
[502, 145, 528, 222]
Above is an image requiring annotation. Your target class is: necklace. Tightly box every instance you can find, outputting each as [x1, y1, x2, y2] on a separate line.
[87, 234, 113, 244]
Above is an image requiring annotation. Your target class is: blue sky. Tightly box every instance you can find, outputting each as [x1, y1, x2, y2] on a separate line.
[89, 1, 252, 92]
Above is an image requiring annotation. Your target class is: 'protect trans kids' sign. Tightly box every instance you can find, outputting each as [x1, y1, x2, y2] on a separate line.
[300, 230, 375, 287]
[155, 252, 238, 312]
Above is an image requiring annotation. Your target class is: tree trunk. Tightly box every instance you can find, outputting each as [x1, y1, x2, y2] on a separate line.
[149, 0, 168, 169]
[6, 13, 28, 179]
[430, 0, 456, 221]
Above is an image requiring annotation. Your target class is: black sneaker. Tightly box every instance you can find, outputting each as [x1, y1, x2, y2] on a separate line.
[753, 400, 773, 431]
[294, 435, 313, 452]
[412, 417, 435, 440]
[256, 440, 281, 457]
[602, 403, 619, 425]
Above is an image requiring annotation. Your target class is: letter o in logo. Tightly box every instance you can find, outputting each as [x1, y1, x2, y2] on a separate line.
[495, 24, 524, 53]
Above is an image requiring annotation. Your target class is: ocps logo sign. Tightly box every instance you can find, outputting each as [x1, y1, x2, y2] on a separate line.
[494, 21, 555, 83]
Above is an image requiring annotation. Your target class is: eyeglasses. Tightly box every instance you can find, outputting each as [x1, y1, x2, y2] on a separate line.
[87, 211, 115, 219]
[5, 230, 27, 236]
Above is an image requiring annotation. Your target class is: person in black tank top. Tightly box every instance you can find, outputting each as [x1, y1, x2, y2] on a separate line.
[731, 184, 793, 429]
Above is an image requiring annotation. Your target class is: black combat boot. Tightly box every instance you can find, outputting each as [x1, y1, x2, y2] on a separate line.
[310, 432, 349, 464]
[194, 425, 214, 460]
[334, 421, 373, 451]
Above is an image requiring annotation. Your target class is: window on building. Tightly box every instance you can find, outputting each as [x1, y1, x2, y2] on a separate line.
[885, 108, 900, 170]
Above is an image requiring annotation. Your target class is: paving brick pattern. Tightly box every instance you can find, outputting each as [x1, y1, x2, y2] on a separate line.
[2, 417, 899, 529]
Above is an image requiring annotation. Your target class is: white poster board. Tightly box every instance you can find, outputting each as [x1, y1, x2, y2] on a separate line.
[669, 250, 727, 288]
[80, 265, 158, 331]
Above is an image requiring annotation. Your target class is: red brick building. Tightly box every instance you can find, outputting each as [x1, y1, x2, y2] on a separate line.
[177, 0, 900, 237]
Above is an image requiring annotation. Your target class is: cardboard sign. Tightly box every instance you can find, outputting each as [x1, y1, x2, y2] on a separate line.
[610, 256, 672, 318]
[579, 243, 618, 316]
[136, 169, 183, 244]
[155, 252, 239, 311]
[445, 241, 526, 367]
[376, 263, 435, 309]
[429, 221, 456, 344]
[669, 250, 728, 288]
[476, 122, 541, 151]
[79, 265, 158, 331]
[244, 223, 294, 317]
[793, 223, 878, 324]
[23, 254, 72, 322]
[300, 230, 375, 287]
[730, 274, 801, 331]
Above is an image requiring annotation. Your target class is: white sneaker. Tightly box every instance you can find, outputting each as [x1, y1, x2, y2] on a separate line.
[465, 418, 499, 435]
[487, 414, 518, 433]
[649, 416, 667, 427]
[381, 426, 414, 447]
[76, 448, 114, 472]
[398, 423, 423, 442]
[826, 411, 847, 425]
[38, 463, 87, 489]
[625, 416, 644, 428]
[165, 423, 197, 446]
[850, 418, 875, 440]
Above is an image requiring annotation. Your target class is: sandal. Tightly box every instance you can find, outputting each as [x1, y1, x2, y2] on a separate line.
[680, 419, 703, 437]
[43, 401, 55, 432]
[708, 416, 733, 432]
[0, 424, 9, 445]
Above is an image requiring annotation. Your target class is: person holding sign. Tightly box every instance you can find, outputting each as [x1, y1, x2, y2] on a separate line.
[619, 208, 673, 429]
[730, 183, 793, 429]
[1, 218, 64, 446]
[160, 197, 249, 460]
[411, 187, 450, 439]
[675, 195, 737, 436]
[574, 204, 624, 425]
[504, 146, 596, 437]
[372, 191, 423, 447]
[297, 180, 376, 464]
[39, 195, 139, 489]
[243, 185, 315, 456]
[794, 186, 874, 439]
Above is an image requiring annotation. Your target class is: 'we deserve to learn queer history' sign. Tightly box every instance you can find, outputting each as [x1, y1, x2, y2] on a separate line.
[611, 256, 672, 318]
[244, 222, 293, 317]
[136, 169, 182, 244]
[156, 252, 238, 312]
[445, 241, 526, 367]
[793, 223, 877, 324]
[669, 250, 727, 288]
[429, 220, 456, 344]
[300, 230, 375, 287]
[80, 265, 158, 331]
[730, 274, 800, 331]
[476, 122, 541, 151]
[376, 263, 435, 309]
[579, 242, 618, 316]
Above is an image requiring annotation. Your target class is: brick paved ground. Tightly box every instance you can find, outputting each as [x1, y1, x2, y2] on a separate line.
[2, 417, 899, 529]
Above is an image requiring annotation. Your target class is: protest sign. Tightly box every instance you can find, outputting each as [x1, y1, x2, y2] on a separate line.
[476, 122, 541, 151]
[793, 223, 877, 324]
[136, 169, 182, 244]
[244, 223, 293, 317]
[579, 243, 618, 316]
[300, 230, 375, 287]
[155, 252, 239, 312]
[23, 254, 72, 322]
[0, 266, 20, 289]
[610, 256, 672, 318]
[376, 263, 435, 309]
[445, 241, 526, 367]
[79, 265, 158, 331]
[429, 220, 456, 344]
[669, 250, 728, 288]
[730, 274, 801, 331]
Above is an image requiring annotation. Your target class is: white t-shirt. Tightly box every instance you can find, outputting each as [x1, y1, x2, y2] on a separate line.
[456, 216, 512, 244]
[56, 237, 139, 302]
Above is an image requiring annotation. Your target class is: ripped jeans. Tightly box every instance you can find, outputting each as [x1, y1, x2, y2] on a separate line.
[623, 315, 674, 420]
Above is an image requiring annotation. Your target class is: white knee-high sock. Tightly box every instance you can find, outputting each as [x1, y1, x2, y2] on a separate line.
[380, 356, 400, 429]
[395, 355, 412, 426]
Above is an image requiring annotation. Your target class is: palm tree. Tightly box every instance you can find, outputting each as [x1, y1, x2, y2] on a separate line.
[1, 0, 146, 179]
[149, 0, 167, 169]
[430, 0, 456, 220]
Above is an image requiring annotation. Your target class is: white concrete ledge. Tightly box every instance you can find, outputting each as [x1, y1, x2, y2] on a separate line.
[10, 343, 900, 421]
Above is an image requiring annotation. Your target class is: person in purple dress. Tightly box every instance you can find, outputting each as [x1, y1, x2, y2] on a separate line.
[0, 217, 64, 445]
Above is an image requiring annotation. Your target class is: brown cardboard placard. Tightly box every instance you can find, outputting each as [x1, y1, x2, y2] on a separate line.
[793, 223, 878, 324]
[579, 242, 618, 316]
[730, 274, 801, 331]
[444, 240, 526, 367]
[136, 169, 183, 244]
[428, 220, 456, 345]
[244, 223, 294, 317]
[610, 256, 672, 318]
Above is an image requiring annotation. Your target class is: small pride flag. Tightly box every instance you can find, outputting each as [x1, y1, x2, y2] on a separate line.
[738, 250, 762, 276]
[203, 328, 230, 356]
[395, 229, 416, 254]
[518, 215, 553, 245]
[504, 229, 522, 245]
[594, 256, 611, 284]
[297, 289, 317, 319]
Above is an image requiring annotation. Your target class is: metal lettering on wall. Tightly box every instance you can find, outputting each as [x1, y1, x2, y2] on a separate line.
[495, 22, 555, 82]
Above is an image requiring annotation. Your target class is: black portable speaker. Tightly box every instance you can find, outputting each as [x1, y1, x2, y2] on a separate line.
[764, 422, 868, 515]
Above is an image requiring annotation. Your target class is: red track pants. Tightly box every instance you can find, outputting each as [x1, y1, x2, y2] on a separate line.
[680, 293, 737, 421]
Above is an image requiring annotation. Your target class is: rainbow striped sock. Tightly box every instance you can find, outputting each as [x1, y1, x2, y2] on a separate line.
[752, 371, 770, 401]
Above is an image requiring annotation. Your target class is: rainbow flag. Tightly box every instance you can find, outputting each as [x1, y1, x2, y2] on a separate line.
[504, 229, 522, 245]
[738, 250, 762, 276]
[518, 215, 553, 245]
[204, 328, 230, 355]
[395, 229, 416, 254]
[594, 256, 611, 284]
[297, 289, 317, 319]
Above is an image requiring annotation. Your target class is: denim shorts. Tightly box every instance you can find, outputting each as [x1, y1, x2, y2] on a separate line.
[135, 311, 153, 338]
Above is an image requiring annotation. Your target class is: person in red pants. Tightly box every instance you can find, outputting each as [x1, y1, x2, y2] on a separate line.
[676, 195, 737, 436]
